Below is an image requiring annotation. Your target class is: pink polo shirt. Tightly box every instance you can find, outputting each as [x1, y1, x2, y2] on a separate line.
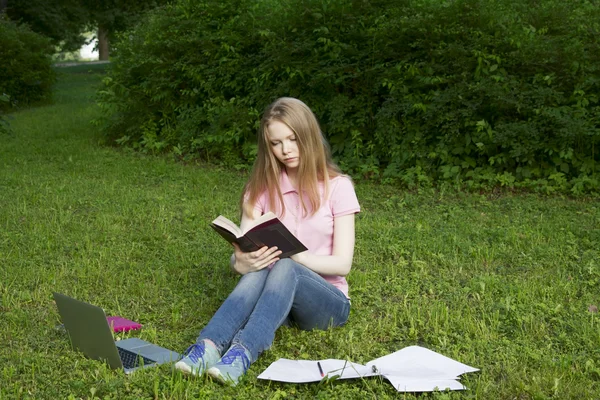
[254, 171, 360, 298]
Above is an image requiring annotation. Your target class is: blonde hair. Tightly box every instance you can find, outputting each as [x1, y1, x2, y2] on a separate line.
[242, 97, 341, 218]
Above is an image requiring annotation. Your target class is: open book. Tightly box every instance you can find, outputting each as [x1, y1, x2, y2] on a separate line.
[210, 212, 307, 258]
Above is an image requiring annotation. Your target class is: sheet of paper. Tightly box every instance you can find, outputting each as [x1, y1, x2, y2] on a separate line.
[384, 377, 467, 392]
[366, 346, 479, 378]
[257, 358, 375, 383]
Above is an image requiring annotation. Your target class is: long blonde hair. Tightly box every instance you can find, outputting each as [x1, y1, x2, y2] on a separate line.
[242, 97, 341, 218]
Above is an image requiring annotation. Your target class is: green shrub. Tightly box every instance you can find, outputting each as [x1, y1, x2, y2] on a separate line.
[0, 18, 56, 110]
[97, 0, 600, 193]
[0, 94, 11, 135]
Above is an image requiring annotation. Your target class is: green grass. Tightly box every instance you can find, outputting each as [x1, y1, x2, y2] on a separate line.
[1, 66, 599, 399]
[52, 62, 111, 74]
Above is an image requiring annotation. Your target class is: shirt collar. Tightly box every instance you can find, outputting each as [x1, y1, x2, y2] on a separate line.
[280, 169, 296, 194]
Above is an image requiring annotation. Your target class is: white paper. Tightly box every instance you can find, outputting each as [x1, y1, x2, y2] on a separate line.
[385, 377, 467, 392]
[258, 358, 376, 383]
[257, 345, 479, 393]
[367, 346, 478, 379]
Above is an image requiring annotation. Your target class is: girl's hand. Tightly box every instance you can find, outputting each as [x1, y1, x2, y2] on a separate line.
[231, 243, 282, 275]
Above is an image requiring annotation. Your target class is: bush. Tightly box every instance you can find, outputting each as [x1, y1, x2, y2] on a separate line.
[0, 18, 56, 110]
[0, 93, 11, 135]
[97, 0, 600, 194]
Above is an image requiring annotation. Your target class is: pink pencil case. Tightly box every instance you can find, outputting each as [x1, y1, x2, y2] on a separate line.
[106, 316, 142, 332]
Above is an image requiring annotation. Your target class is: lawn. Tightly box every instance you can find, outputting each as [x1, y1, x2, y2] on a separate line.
[0, 65, 598, 399]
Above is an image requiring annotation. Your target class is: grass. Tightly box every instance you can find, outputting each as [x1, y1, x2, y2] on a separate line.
[1, 66, 599, 399]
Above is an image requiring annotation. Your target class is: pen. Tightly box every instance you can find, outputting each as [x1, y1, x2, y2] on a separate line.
[317, 361, 324, 377]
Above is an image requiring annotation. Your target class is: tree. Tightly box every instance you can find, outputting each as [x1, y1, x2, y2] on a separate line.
[5, 0, 167, 58]
[81, 0, 168, 60]
[5, 0, 89, 52]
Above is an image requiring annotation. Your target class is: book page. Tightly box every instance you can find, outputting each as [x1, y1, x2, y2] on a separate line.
[211, 215, 242, 237]
[243, 211, 277, 234]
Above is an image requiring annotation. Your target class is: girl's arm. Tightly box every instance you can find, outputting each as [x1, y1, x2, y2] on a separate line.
[290, 213, 356, 276]
[229, 208, 282, 275]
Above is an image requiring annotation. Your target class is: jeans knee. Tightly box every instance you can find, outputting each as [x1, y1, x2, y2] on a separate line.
[231, 269, 268, 297]
[269, 258, 299, 282]
[273, 258, 295, 269]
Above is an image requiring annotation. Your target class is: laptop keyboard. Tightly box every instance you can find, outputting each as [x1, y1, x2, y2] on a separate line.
[117, 347, 157, 369]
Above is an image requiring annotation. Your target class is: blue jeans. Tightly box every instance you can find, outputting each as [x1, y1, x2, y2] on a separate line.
[196, 258, 351, 362]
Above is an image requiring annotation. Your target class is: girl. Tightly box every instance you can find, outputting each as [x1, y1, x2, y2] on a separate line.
[175, 97, 360, 385]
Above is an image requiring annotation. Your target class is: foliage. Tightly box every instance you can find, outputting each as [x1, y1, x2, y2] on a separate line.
[2, 68, 600, 399]
[4, 0, 168, 53]
[0, 93, 11, 135]
[0, 17, 56, 110]
[5, 0, 89, 51]
[97, 0, 600, 194]
[81, 0, 169, 43]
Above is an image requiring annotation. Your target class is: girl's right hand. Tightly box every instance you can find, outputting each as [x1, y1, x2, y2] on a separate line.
[231, 243, 282, 275]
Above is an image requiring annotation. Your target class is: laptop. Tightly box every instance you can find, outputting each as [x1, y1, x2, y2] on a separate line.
[53, 292, 181, 373]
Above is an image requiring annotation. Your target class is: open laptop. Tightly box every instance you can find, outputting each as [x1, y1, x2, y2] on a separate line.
[53, 292, 180, 374]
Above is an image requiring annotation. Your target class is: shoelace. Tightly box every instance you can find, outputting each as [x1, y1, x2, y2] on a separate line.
[220, 345, 250, 370]
[184, 343, 206, 364]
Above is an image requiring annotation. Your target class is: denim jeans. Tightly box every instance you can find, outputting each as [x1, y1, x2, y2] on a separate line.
[196, 258, 351, 362]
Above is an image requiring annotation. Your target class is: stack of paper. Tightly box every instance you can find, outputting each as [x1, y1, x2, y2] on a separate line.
[257, 346, 479, 392]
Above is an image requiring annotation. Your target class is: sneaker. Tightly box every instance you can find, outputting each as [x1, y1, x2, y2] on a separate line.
[174, 340, 220, 376]
[207, 343, 252, 386]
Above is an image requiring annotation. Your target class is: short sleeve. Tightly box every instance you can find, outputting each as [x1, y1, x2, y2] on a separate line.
[330, 176, 360, 217]
[243, 191, 267, 214]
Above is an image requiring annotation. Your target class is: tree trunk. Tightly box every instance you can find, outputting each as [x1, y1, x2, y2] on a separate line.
[98, 26, 109, 61]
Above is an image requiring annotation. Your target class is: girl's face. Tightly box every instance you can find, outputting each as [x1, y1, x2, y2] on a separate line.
[267, 121, 300, 172]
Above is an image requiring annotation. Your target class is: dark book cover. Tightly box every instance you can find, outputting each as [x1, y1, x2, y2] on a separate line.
[210, 217, 307, 258]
